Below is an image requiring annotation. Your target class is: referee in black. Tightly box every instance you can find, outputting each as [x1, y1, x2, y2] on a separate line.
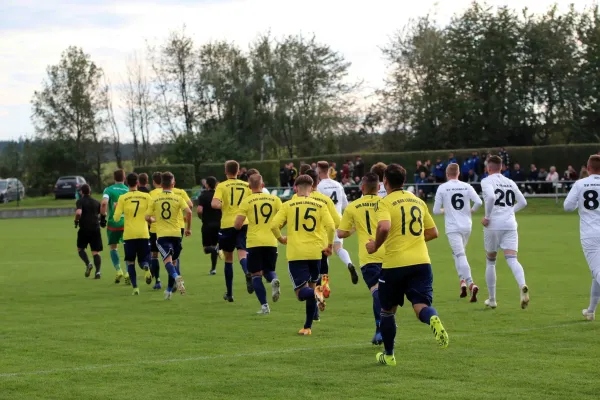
[75, 184, 103, 279]
[197, 176, 222, 275]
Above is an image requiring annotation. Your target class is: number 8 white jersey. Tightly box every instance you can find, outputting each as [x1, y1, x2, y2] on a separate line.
[564, 174, 600, 240]
[317, 178, 347, 215]
[481, 173, 527, 231]
[433, 179, 482, 233]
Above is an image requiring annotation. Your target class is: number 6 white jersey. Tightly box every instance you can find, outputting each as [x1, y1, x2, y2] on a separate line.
[433, 179, 482, 233]
[481, 173, 527, 231]
[564, 174, 600, 239]
[317, 178, 347, 215]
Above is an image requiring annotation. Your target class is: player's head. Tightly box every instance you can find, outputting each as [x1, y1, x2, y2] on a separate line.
[446, 163, 460, 180]
[126, 172, 139, 189]
[248, 174, 264, 191]
[80, 184, 91, 196]
[138, 173, 148, 187]
[588, 154, 600, 175]
[299, 164, 311, 175]
[317, 161, 329, 177]
[247, 168, 260, 178]
[487, 155, 502, 173]
[361, 172, 379, 195]
[384, 164, 406, 192]
[152, 171, 162, 188]
[205, 176, 217, 190]
[305, 169, 319, 188]
[295, 174, 313, 195]
[161, 172, 175, 189]
[225, 160, 239, 178]
[114, 169, 125, 183]
[371, 162, 387, 181]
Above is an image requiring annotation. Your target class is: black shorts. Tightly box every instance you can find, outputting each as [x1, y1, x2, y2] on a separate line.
[124, 238, 150, 264]
[202, 223, 220, 248]
[378, 264, 433, 309]
[77, 229, 103, 252]
[288, 259, 321, 290]
[156, 237, 182, 261]
[218, 226, 247, 253]
[247, 246, 278, 274]
[149, 232, 158, 253]
[361, 263, 382, 289]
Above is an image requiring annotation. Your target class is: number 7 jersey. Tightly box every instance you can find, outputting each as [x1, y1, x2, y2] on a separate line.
[213, 179, 251, 229]
[237, 192, 283, 248]
[481, 174, 527, 231]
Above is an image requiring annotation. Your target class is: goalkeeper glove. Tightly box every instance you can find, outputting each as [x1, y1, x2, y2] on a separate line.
[100, 215, 107, 228]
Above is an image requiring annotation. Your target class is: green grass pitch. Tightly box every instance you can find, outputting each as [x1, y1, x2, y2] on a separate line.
[0, 202, 598, 400]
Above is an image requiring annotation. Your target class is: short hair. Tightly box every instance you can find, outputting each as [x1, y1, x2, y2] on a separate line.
[371, 162, 387, 181]
[299, 164, 312, 175]
[206, 176, 217, 190]
[248, 174, 263, 190]
[114, 169, 125, 183]
[247, 168, 259, 177]
[295, 174, 313, 188]
[80, 184, 91, 195]
[488, 155, 503, 169]
[446, 163, 460, 177]
[317, 161, 329, 173]
[362, 172, 379, 193]
[152, 172, 162, 185]
[384, 164, 406, 189]
[138, 173, 148, 186]
[126, 172, 138, 188]
[225, 160, 240, 176]
[588, 155, 600, 173]
[161, 171, 174, 188]
[305, 169, 318, 187]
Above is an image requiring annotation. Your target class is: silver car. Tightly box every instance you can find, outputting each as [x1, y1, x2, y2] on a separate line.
[0, 178, 25, 203]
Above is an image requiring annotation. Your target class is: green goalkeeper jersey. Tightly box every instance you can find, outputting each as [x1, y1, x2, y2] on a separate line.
[103, 183, 128, 229]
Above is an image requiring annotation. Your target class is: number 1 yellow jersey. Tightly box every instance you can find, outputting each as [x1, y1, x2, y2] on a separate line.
[214, 179, 251, 229]
[338, 194, 385, 266]
[237, 192, 282, 248]
[113, 190, 152, 240]
[375, 190, 436, 269]
[147, 190, 188, 238]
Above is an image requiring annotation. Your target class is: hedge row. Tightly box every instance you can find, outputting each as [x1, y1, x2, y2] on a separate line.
[133, 164, 196, 189]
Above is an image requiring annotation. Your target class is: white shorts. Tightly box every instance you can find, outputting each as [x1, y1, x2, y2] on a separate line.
[582, 238, 600, 278]
[446, 231, 471, 256]
[484, 230, 518, 253]
[334, 232, 343, 245]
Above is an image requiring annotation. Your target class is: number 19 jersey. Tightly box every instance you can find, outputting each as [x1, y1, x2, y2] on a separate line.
[434, 179, 482, 233]
[213, 179, 251, 229]
[481, 174, 526, 231]
[564, 174, 600, 239]
[237, 192, 283, 248]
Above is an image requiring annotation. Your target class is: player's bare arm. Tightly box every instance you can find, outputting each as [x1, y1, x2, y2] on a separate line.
[233, 215, 246, 230]
[211, 198, 222, 210]
[424, 227, 439, 242]
[184, 207, 192, 236]
[366, 220, 390, 254]
[336, 229, 352, 239]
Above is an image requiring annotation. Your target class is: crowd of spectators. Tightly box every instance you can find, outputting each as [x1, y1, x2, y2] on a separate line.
[278, 156, 366, 188]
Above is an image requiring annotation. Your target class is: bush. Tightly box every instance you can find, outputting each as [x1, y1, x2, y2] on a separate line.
[134, 164, 195, 189]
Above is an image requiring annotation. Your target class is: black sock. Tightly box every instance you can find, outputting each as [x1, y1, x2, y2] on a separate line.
[78, 250, 90, 266]
[93, 254, 101, 273]
[210, 251, 218, 269]
[380, 311, 396, 356]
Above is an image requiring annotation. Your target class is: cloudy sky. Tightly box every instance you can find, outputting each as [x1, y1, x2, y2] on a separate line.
[0, 0, 589, 141]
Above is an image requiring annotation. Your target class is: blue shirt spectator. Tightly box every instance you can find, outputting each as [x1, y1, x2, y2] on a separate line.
[502, 166, 511, 178]
[461, 159, 471, 177]
[447, 152, 457, 165]
[470, 152, 480, 173]
[510, 163, 525, 182]
[434, 158, 445, 180]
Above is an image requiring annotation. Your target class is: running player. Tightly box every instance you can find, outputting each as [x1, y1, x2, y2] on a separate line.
[145, 172, 192, 299]
[564, 154, 600, 320]
[433, 163, 482, 301]
[370, 162, 388, 197]
[100, 169, 129, 284]
[271, 174, 335, 335]
[316, 161, 357, 296]
[172, 179, 193, 278]
[197, 176, 221, 275]
[148, 172, 163, 289]
[113, 173, 153, 295]
[366, 164, 448, 366]
[211, 160, 253, 300]
[75, 184, 102, 279]
[481, 155, 529, 309]
[138, 173, 150, 193]
[337, 172, 386, 345]
[235, 174, 283, 313]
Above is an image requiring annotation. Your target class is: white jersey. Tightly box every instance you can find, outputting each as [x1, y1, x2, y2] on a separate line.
[317, 178, 347, 215]
[481, 173, 527, 231]
[262, 187, 270, 194]
[377, 182, 387, 197]
[564, 174, 600, 241]
[433, 179, 482, 233]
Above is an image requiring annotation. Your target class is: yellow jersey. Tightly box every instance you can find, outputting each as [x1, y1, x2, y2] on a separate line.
[113, 190, 152, 240]
[213, 179, 251, 229]
[147, 190, 189, 238]
[338, 194, 385, 266]
[271, 195, 335, 261]
[237, 192, 283, 248]
[291, 191, 340, 248]
[375, 190, 435, 268]
[149, 188, 162, 234]
[172, 187, 191, 229]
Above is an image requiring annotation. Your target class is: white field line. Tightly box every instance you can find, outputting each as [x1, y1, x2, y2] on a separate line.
[0, 321, 587, 379]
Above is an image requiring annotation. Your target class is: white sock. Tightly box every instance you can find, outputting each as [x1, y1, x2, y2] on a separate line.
[589, 279, 600, 313]
[457, 254, 474, 287]
[486, 256, 497, 301]
[505, 255, 526, 287]
[453, 256, 463, 280]
[336, 248, 353, 266]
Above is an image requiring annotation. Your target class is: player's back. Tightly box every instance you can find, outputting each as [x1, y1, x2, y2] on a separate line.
[481, 173, 523, 230]
[565, 174, 600, 238]
[436, 180, 478, 233]
[346, 194, 385, 265]
[148, 188, 162, 234]
[241, 192, 282, 248]
[104, 183, 128, 226]
[172, 187, 191, 229]
[376, 190, 435, 268]
[317, 178, 346, 214]
[149, 190, 187, 238]
[78, 196, 101, 230]
[215, 179, 251, 228]
[116, 191, 152, 240]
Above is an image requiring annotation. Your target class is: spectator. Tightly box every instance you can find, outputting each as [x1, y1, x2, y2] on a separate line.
[447, 152, 457, 165]
[527, 164, 540, 194]
[289, 162, 298, 186]
[467, 169, 480, 193]
[499, 147, 510, 167]
[416, 171, 431, 201]
[342, 163, 350, 180]
[538, 167, 548, 182]
[501, 164, 511, 178]
[424, 159, 432, 172]
[353, 155, 364, 179]
[311, 162, 317, 172]
[580, 166, 589, 179]
[511, 163, 525, 192]
[564, 165, 578, 181]
[433, 157, 445, 183]
[483, 153, 491, 172]
[329, 162, 338, 180]
[342, 177, 352, 187]
[414, 160, 428, 182]
[460, 158, 470, 181]
[544, 166, 559, 193]
[279, 163, 290, 187]
[470, 151, 481, 175]
[239, 167, 248, 182]
[347, 159, 354, 177]
[354, 176, 361, 185]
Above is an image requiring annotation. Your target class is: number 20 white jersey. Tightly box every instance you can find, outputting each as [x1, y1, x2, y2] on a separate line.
[564, 174, 600, 240]
[317, 178, 348, 215]
[481, 173, 527, 231]
[433, 179, 482, 233]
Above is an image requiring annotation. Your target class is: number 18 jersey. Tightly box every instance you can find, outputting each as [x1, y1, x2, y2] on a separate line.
[481, 174, 526, 231]
[237, 192, 283, 248]
[564, 174, 600, 240]
[434, 179, 482, 234]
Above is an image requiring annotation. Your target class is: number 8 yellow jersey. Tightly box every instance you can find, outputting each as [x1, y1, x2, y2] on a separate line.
[146, 190, 188, 238]
[214, 179, 251, 229]
[237, 192, 283, 248]
[375, 190, 436, 269]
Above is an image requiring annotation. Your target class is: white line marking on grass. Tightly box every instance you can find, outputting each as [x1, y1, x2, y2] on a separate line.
[0, 321, 587, 379]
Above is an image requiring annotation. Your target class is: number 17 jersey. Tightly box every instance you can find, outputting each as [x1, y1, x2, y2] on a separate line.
[214, 179, 251, 229]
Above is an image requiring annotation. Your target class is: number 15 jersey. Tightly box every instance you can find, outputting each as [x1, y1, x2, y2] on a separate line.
[433, 179, 482, 234]
[481, 174, 527, 231]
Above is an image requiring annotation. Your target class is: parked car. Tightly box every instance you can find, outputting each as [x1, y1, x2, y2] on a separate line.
[0, 178, 26, 203]
[54, 176, 87, 199]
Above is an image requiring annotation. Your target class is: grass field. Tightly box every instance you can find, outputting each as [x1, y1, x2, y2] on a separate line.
[0, 204, 597, 400]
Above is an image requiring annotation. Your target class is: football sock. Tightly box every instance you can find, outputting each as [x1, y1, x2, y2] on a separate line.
[210, 251, 218, 270]
[93, 254, 101, 273]
[78, 250, 90, 266]
[224, 262, 234, 296]
[418, 306, 438, 325]
[456, 253, 474, 286]
[486, 256, 497, 300]
[380, 311, 396, 355]
[264, 271, 277, 283]
[240, 258, 248, 275]
[505, 255, 526, 287]
[321, 258, 329, 275]
[453, 256, 463, 280]
[110, 249, 121, 271]
[336, 248, 352, 266]
[151, 257, 160, 282]
[165, 262, 178, 279]
[252, 276, 267, 305]
[313, 303, 320, 321]
[372, 288, 381, 332]
[298, 287, 316, 329]
[167, 276, 175, 291]
[175, 259, 181, 275]
[589, 279, 600, 313]
[127, 264, 137, 288]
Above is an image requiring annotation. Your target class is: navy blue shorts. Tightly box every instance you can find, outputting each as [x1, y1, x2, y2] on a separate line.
[247, 246, 278, 274]
[361, 263, 382, 289]
[219, 226, 247, 252]
[378, 264, 433, 309]
[288, 259, 321, 290]
[149, 232, 158, 253]
[156, 237, 182, 262]
[124, 238, 150, 264]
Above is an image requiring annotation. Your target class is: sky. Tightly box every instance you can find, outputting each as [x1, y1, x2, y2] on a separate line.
[0, 0, 591, 141]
